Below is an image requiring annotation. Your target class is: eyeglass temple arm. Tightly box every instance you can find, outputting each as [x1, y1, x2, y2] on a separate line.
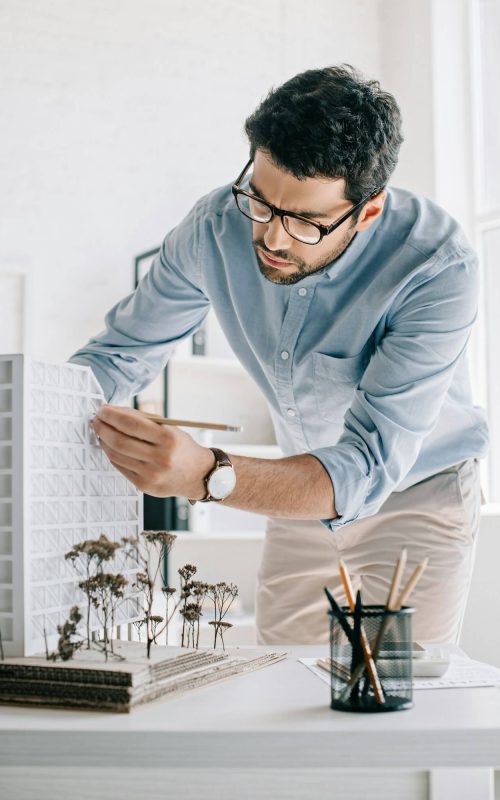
[233, 159, 254, 188]
[324, 186, 385, 234]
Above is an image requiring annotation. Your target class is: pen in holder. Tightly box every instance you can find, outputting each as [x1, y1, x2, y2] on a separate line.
[328, 604, 415, 713]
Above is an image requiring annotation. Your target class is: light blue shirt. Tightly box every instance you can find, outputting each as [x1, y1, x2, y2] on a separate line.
[71, 183, 488, 529]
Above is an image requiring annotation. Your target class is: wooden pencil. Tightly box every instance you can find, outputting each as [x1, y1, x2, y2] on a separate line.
[386, 548, 408, 611]
[139, 411, 243, 433]
[338, 559, 385, 704]
[395, 558, 429, 609]
[368, 548, 410, 665]
[344, 555, 429, 693]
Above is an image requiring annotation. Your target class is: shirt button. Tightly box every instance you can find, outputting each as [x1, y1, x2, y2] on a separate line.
[287, 408, 296, 417]
[281, 351, 289, 361]
[298, 287, 307, 296]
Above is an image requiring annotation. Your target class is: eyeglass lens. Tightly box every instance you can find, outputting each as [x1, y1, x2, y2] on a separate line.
[236, 193, 321, 244]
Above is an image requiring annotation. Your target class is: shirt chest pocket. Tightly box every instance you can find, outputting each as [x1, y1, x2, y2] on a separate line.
[312, 351, 368, 424]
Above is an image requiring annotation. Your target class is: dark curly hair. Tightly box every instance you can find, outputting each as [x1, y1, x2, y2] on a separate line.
[244, 65, 403, 204]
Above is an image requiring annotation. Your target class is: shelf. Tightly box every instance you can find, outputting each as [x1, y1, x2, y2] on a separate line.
[480, 504, 500, 517]
[170, 355, 246, 372]
[210, 444, 282, 459]
[171, 530, 265, 542]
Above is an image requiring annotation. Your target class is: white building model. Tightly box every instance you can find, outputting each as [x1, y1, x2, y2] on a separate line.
[0, 355, 142, 657]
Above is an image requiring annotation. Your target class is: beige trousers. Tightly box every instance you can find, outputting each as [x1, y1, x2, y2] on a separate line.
[256, 460, 482, 645]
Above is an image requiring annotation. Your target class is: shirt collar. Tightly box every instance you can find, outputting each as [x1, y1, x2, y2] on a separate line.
[298, 206, 384, 286]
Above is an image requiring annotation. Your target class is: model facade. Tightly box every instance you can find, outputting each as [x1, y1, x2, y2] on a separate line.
[0, 355, 142, 657]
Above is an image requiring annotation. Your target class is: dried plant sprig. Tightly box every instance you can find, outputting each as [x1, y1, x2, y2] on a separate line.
[190, 581, 209, 647]
[178, 564, 197, 647]
[65, 534, 121, 649]
[133, 619, 146, 642]
[121, 530, 178, 658]
[47, 606, 84, 662]
[161, 586, 177, 645]
[208, 620, 233, 651]
[178, 564, 197, 580]
[79, 573, 128, 660]
[150, 615, 164, 643]
[207, 582, 239, 649]
[142, 531, 177, 550]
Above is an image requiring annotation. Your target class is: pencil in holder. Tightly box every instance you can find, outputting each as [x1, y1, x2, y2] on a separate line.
[328, 605, 414, 713]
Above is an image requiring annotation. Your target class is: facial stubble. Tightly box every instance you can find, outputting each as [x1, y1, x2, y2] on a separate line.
[253, 225, 357, 285]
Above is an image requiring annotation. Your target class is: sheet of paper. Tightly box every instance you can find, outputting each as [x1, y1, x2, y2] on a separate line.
[299, 654, 500, 690]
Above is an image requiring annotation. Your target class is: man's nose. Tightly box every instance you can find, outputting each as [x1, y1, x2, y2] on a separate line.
[263, 216, 293, 252]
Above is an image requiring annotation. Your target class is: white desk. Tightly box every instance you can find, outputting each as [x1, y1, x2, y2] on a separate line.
[0, 645, 499, 800]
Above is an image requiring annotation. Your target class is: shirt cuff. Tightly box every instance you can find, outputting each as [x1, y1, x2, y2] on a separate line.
[67, 357, 118, 403]
[309, 444, 372, 531]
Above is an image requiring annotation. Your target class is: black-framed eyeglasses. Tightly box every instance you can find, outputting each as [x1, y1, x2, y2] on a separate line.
[231, 159, 383, 245]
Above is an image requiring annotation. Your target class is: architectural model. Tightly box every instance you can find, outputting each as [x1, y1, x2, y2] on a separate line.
[0, 354, 142, 657]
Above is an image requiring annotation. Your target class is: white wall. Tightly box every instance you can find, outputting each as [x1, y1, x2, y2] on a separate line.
[0, 0, 382, 363]
[378, 0, 436, 198]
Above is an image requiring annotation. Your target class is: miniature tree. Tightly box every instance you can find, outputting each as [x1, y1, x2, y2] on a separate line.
[191, 581, 209, 647]
[47, 606, 84, 661]
[207, 582, 239, 650]
[161, 586, 177, 645]
[65, 534, 121, 648]
[150, 615, 164, 643]
[177, 564, 197, 646]
[180, 580, 209, 647]
[180, 603, 201, 648]
[122, 531, 178, 658]
[80, 573, 128, 660]
[208, 620, 233, 649]
[133, 619, 146, 641]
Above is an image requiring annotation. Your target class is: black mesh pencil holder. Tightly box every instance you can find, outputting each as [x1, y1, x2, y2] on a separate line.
[328, 605, 414, 713]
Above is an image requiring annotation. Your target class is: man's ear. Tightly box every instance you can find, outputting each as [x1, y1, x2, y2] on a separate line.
[355, 191, 386, 232]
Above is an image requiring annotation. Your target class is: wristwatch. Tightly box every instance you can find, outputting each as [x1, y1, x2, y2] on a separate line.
[190, 447, 236, 504]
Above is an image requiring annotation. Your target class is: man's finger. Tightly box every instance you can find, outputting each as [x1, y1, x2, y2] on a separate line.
[93, 418, 154, 461]
[100, 441, 149, 472]
[94, 404, 164, 444]
[107, 462, 144, 489]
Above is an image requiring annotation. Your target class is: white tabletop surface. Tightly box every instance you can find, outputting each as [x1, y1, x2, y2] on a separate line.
[1, 645, 500, 770]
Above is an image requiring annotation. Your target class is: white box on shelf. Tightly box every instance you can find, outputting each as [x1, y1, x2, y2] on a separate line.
[0, 354, 143, 657]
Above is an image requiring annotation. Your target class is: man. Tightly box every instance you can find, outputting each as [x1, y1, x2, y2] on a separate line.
[71, 65, 488, 645]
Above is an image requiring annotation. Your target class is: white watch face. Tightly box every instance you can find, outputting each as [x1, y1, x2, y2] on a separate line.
[207, 465, 236, 500]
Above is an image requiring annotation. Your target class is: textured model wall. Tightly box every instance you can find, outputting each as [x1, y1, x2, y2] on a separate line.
[0, 355, 142, 657]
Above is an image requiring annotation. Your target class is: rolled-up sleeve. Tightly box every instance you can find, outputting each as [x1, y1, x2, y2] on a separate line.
[70, 199, 210, 403]
[310, 246, 479, 530]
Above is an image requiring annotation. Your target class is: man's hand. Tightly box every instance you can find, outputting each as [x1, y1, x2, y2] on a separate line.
[91, 405, 215, 500]
[91, 405, 337, 520]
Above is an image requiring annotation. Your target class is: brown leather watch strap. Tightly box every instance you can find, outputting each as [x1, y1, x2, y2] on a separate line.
[209, 447, 232, 468]
[188, 448, 233, 504]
